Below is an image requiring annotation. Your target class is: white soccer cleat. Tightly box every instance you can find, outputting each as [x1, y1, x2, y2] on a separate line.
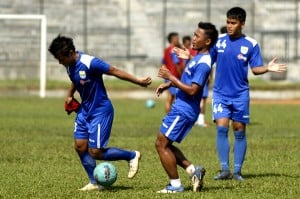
[157, 184, 184, 193]
[128, 151, 141, 179]
[78, 182, 104, 191]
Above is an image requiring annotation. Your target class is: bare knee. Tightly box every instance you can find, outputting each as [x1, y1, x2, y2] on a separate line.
[89, 148, 104, 160]
[155, 133, 170, 152]
[74, 139, 88, 154]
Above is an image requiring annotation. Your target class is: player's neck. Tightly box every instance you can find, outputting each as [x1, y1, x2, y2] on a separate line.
[197, 48, 209, 54]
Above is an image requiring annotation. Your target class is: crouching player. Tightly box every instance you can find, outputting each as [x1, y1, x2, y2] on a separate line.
[48, 35, 152, 191]
[155, 22, 218, 193]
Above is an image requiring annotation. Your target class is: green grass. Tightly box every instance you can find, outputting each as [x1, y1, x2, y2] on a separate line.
[0, 97, 299, 198]
[0, 78, 300, 91]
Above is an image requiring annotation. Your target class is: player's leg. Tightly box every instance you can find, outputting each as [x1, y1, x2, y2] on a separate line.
[155, 133, 183, 193]
[213, 99, 232, 180]
[196, 82, 209, 127]
[231, 100, 249, 181]
[169, 145, 206, 192]
[87, 111, 140, 179]
[165, 87, 176, 113]
[73, 114, 101, 191]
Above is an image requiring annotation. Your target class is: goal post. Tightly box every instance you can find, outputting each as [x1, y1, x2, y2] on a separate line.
[0, 14, 47, 98]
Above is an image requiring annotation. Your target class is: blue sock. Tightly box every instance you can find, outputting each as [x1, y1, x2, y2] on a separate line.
[234, 130, 247, 174]
[79, 152, 97, 184]
[102, 147, 135, 161]
[216, 126, 230, 171]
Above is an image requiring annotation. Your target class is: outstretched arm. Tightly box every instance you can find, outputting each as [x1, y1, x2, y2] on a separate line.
[172, 47, 193, 60]
[252, 57, 287, 75]
[158, 65, 201, 96]
[106, 66, 152, 87]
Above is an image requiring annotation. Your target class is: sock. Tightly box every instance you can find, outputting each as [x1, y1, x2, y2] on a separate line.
[197, 114, 204, 125]
[186, 164, 195, 175]
[102, 147, 135, 161]
[234, 130, 247, 174]
[216, 126, 230, 171]
[79, 152, 97, 184]
[170, 178, 181, 187]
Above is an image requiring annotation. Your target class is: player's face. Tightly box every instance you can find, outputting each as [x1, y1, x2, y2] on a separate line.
[226, 18, 244, 37]
[192, 28, 210, 52]
[172, 36, 180, 47]
[55, 51, 77, 67]
[183, 40, 191, 49]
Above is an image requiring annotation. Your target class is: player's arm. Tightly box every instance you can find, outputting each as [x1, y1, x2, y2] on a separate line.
[172, 47, 193, 60]
[158, 65, 201, 96]
[106, 66, 152, 87]
[156, 81, 172, 97]
[251, 57, 287, 75]
[66, 82, 76, 104]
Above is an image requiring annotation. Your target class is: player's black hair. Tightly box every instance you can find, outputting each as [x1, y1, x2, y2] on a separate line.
[167, 32, 178, 43]
[198, 22, 219, 48]
[48, 34, 76, 57]
[182, 35, 191, 43]
[227, 7, 246, 22]
[220, 26, 227, 34]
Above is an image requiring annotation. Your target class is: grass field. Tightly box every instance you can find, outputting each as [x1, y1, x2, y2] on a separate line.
[0, 97, 299, 199]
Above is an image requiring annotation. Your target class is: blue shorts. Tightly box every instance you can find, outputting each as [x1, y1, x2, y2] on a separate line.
[212, 98, 250, 124]
[160, 109, 194, 143]
[202, 82, 209, 98]
[74, 111, 114, 149]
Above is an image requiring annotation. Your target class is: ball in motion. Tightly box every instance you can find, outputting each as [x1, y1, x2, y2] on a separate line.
[93, 162, 117, 186]
[145, 99, 155, 108]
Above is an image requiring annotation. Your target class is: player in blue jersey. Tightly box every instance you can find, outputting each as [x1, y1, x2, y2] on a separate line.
[210, 7, 287, 181]
[155, 22, 218, 193]
[48, 35, 152, 191]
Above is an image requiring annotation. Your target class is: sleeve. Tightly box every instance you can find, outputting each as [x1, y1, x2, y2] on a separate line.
[192, 63, 211, 87]
[249, 44, 264, 68]
[171, 52, 180, 64]
[90, 57, 110, 74]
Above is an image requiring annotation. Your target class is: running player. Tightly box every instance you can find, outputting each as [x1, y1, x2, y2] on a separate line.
[211, 7, 287, 181]
[48, 35, 152, 191]
[155, 22, 218, 193]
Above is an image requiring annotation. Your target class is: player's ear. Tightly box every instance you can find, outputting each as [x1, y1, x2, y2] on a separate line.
[205, 38, 211, 47]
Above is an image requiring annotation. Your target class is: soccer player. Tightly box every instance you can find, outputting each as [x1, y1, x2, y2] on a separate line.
[182, 35, 210, 127]
[210, 7, 287, 181]
[48, 35, 152, 191]
[162, 32, 184, 113]
[155, 22, 218, 193]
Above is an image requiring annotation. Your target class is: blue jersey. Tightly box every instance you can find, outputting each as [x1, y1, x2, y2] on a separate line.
[67, 52, 112, 117]
[172, 53, 211, 121]
[211, 34, 264, 100]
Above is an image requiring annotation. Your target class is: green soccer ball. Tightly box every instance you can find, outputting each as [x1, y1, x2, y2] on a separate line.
[93, 162, 117, 186]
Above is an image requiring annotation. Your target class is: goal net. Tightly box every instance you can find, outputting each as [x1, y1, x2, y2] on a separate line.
[0, 14, 47, 98]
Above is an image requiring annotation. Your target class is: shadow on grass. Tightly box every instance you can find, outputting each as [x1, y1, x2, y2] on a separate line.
[104, 185, 132, 191]
[244, 173, 300, 179]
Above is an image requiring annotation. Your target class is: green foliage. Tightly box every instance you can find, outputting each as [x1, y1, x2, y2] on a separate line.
[0, 97, 299, 198]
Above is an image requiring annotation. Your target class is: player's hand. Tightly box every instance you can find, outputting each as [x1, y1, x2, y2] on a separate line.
[156, 82, 171, 97]
[64, 98, 81, 115]
[65, 96, 73, 104]
[158, 65, 172, 80]
[138, 76, 152, 87]
[267, 57, 287, 72]
[172, 47, 190, 60]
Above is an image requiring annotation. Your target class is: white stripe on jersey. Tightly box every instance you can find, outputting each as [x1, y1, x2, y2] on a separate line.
[97, 123, 101, 148]
[80, 54, 94, 69]
[165, 115, 180, 137]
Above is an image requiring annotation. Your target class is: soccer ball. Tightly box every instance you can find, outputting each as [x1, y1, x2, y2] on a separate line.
[145, 99, 155, 108]
[93, 162, 117, 186]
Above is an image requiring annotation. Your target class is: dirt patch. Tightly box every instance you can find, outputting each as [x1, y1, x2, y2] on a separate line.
[250, 99, 300, 105]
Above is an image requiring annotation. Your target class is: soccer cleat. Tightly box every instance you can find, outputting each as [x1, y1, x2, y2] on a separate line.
[214, 170, 232, 180]
[191, 166, 206, 192]
[233, 172, 244, 181]
[157, 184, 184, 193]
[78, 182, 104, 191]
[128, 151, 141, 179]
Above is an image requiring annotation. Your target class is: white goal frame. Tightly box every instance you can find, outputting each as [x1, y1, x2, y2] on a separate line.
[0, 14, 47, 98]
